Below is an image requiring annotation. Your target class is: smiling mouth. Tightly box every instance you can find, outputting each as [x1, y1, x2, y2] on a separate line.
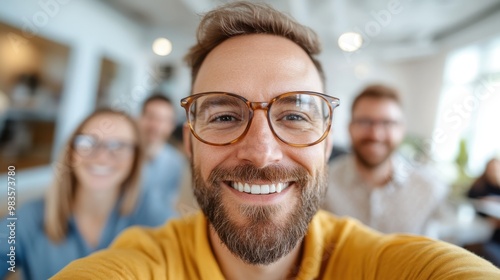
[88, 165, 113, 176]
[229, 182, 291, 195]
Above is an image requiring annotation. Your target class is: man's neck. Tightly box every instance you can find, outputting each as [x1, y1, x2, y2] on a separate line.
[146, 142, 164, 160]
[208, 225, 302, 280]
[354, 157, 393, 188]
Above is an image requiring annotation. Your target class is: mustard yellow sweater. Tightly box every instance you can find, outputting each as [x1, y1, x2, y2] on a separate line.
[53, 210, 500, 279]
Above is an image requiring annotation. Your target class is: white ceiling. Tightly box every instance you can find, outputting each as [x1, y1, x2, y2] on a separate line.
[102, 0, 500, 61]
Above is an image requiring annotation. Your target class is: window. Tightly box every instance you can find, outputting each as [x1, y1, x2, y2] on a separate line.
[434, 37, 500, 176]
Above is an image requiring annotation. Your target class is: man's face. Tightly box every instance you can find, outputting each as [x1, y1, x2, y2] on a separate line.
[349, 98, 405, 168]
[139, 100, 175, 145]
[184, 34, 331, 265]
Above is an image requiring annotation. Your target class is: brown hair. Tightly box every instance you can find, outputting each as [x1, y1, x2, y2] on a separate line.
[142, 93, 173, 114]
[351, 84, 402, 115]
[184, 1, 324, 88]
[45, 108, 144, 242]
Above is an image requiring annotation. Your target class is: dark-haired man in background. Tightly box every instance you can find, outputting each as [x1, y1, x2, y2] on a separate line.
[135, 94, 186, 224]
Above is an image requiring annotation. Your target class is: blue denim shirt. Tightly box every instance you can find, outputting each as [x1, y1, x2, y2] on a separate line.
[136, 143, 186, 223]
[0, 196, 164, 280]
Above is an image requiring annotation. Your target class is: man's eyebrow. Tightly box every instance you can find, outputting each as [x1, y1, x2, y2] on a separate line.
[277, 95, 322, 114]
[197, 96, 243, 112]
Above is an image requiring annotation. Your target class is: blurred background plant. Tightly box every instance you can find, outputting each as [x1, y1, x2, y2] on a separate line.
[400, 135, 476, 199]
[400, 134, 431, 164]
[452, 139, 474, 198]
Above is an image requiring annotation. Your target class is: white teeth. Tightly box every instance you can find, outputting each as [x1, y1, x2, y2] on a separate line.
[261, 185, 269, 194]
[231, 182, 289, 195]
[251, 185, 260, 194]
[89, 165, 112, 175]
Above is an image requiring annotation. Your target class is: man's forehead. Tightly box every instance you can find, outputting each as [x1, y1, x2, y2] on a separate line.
[192, 34, 323, 98]
[205, 34, 305, 59]
[145, 100, 173, 113]
[353, 98, 403, 118]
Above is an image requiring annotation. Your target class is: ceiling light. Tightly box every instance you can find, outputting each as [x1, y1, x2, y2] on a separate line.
[338, 32, 363, 52]
[152, 38, 172, 56]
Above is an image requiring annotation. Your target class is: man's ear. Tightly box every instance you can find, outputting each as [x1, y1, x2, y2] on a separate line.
[348, 120, 354, 142]
[183, 123, 193, 160]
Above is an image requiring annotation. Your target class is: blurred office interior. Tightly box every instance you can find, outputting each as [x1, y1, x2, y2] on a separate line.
[0, 0, 499, 242]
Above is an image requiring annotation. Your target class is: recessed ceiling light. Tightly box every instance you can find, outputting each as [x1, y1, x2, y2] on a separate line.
[152, 38, 172, 56]
[338, 32, 363, 52]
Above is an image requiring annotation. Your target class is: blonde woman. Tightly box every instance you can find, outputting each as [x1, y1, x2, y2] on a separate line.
[1, 108, 160, 279]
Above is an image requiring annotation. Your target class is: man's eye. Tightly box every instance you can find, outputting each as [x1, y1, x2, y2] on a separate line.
[277, 110, 310, 122]
[211, 114, 239, 123]
[358, 120, 371, 126]
[283, 114, 306, 121]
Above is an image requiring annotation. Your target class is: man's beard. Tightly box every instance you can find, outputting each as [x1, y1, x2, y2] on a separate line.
[352, 140, 394, 169]
[192, 162, 327, 265]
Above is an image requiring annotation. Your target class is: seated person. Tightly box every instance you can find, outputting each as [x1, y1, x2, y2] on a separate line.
[0, 108, 162, 279]
[469, 158, 500, 198]
[136, 94, 187, 223]
[323, 84, 448, 235]
[54, 2, 499, 279]
[468, 158, 500, 266]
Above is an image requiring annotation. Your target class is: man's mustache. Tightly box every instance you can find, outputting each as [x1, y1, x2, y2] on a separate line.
[207, 163, 309, 185]
[359, 139, 386, 146]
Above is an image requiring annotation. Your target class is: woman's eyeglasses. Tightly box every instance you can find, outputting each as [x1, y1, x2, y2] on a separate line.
[72, 134, 136, 158]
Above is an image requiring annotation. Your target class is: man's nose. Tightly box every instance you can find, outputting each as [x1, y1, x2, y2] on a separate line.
[366, 123, 386, 140]
[235, 111, 283, 168]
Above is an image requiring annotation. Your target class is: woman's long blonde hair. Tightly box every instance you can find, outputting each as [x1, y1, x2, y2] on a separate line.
[45, 108, 144, 242]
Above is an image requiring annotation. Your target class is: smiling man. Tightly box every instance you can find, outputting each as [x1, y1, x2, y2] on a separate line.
[323, 85, 448, 235]
[53, 2, 499, 279]
[183, 32, 335, 272]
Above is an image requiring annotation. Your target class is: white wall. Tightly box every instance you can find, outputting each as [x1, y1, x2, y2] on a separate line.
[386, 52, 447, 140]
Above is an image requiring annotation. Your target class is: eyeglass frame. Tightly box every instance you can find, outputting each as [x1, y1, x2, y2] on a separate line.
[180, 91, 340, 147]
